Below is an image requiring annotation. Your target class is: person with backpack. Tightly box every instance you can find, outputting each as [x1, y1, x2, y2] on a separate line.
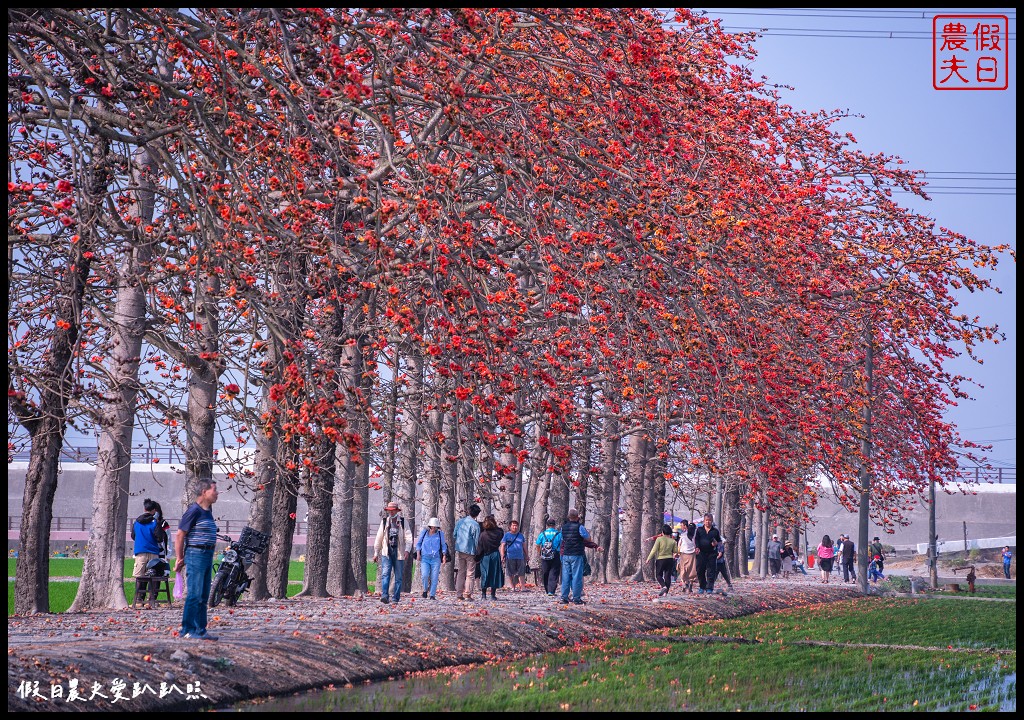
[373, 500, 413, 604]
[501, 519, 528, 592]
[869, 537, 886, 573]
[535, 517, 562, 596]
[414, 517, 448, 600]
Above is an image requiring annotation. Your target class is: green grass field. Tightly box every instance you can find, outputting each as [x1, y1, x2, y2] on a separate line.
[7, 559, 383, 614]
[254, 596, 1016, 712]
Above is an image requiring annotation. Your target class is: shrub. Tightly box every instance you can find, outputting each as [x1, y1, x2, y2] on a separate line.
[881, 576, 911, 593]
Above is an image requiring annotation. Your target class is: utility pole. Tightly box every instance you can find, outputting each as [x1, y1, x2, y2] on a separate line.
[928, 474, 938, 590]
[857, 317, 874, 594]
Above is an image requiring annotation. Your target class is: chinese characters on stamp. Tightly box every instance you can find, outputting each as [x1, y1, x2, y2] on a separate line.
[933, 14, 1009, 90]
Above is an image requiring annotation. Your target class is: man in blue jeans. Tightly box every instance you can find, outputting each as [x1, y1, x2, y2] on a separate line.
[373, 500, 412, 604]
[174, 479, 219, 640]
[559, 508, 601, 605]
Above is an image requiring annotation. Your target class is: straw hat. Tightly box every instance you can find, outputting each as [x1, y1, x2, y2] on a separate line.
[385, 501, 400, 511]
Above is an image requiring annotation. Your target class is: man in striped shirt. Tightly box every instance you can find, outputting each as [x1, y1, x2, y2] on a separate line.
[175, 479, 219, 640]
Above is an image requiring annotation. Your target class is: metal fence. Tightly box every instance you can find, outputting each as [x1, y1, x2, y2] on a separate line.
[8, 445, 190, 464]
[8, 516, 310, 537]
[9, 445, 1016, 484]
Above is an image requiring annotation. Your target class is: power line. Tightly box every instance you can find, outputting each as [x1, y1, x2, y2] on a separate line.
[676, 9, 1016, 39]
[714, 27, 1016, 40]
[698, 9, 1016, 21]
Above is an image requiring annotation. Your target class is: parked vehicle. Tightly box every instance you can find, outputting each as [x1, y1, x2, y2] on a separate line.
[209, 526, 270, 607]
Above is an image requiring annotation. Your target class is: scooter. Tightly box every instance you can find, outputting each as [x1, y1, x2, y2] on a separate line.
[209, 526, 270, 607]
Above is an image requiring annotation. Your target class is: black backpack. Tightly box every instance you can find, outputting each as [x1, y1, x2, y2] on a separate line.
[539, 531, 557, 560]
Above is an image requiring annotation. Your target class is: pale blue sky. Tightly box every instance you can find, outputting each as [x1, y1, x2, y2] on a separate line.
[695, 7, 1017, 472]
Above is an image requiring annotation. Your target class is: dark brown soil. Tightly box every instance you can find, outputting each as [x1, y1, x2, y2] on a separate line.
[8, 575, 859, 712]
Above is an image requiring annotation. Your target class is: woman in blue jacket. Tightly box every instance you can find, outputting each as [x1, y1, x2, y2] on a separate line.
[414, 517, 448, 599]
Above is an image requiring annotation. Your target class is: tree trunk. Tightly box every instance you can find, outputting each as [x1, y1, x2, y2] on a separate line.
[266, 439, 299, 599]
[641, 431, 661, 581]
[322, 299, 353, 597]
[183, 270, 220, 501]
[71, 145, 157, 613]
[495, 442, 517, 528]
[245, 398, 277, 601]
[590, 413, 618, 583]
[437, 423, 457, 593]
[619, 431, 646, 580]
[721, 483, 741, 577]
[349, 330, 374, 595]
[328, 447, 355, 596]
[607, 414, 622, 581]
[549, 466, 570, 525]
[13, 246, 92, 614]
[527, 425, 551, 537]
[298, 439, 334, 597]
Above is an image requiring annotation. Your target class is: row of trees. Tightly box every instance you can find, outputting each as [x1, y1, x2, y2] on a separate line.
[9, 8, 1009, 613]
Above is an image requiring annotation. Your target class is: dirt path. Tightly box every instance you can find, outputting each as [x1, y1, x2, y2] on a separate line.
[8, 576, 858, 713]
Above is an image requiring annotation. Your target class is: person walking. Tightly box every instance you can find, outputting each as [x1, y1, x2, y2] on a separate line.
[1002, 546, 1012, 579]
[840, 534, 857, 583]
[713, 540, 735, 593]
[868, 536, 886, 573]
[414, 517, 447, 600]
[534, 517, 562, 596]
[131, 498, 168, 608]
[868, 554, 885, 584]
[694, 513, 722, 595]
[501, 519, 528, 592]
[453, 504, 482, 600]
[767, 534, 783, 577]
[559, 508, 600, 605]
[647, 524, 680, 597]
[780, 540, 796, 578]
[816, 535, 836, 584]
[677, 520, 698, 592]
[373, 500, 413, 604]
[174, 479, 219, 640]
[476, 515, 505, 600]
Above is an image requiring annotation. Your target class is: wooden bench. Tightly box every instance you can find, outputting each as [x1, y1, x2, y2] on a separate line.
[132, 575, 173, 607]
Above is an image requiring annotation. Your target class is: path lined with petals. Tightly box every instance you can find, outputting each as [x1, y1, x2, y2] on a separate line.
[7, 574, 860, 712]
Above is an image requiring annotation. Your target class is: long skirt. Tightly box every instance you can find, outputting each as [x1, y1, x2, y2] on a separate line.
[677, 552, 697, 583]
[479, 550, 505, 590]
